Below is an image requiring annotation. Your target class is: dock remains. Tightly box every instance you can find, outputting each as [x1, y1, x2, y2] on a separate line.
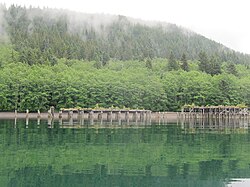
[181, 105, 249, 119]
[60, 108, 152, 122]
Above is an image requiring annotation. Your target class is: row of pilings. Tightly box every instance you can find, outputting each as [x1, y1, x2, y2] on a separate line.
[181, 106, 249, 118]
[59, 109, 181, 125]
[8, 106, 250, 129]
[180, 106, 250, 130]
[8, 108, 178, 125]
[60, 108, 151, 120]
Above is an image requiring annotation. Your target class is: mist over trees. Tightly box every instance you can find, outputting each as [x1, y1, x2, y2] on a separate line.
[0, 4, 250, 112]
[2, 5, 250, 65]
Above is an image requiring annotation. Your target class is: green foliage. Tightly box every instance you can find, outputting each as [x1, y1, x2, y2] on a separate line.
[0, 56, 250, 112]
[226, 62, 238, 76]
[168, 51, 179, 71]
[198, 52, 222, 76]
[209, 55, 222, 76]
[198, 51, 209, 72]
[145, 58, 153, 69]
[180, 53, 189, 71]
[236, 103, 247, 108]
[0, 45, 19, 66]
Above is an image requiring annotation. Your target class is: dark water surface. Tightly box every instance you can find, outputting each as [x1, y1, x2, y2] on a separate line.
[0, 118, 250, 187]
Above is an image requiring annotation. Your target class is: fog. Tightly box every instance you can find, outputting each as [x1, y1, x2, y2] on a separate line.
[0, 3, 196, 43]
[0, 4, 9, 43]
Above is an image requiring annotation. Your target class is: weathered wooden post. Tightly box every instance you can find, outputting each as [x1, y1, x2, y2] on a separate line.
[37, 110, 41, 118]
[89, 111, 94, 125]
[118, 111, 121, 125]
[68, 110, 73, 119]
[140, 111, 143, 121]
[144, 111, 148, 122]
[59, 110, 62, 119]
[115, 111, 121, 121]
[98, 111, 103, 120]
[157, 112, 161, 124]
[15, 110, 17, 118]
[82, 110, 85, 118]
[143, 111, 147, 124]
[181, 108, 184, 120]
[134, 111, 138, 125]
[79, 111, 84, 125]
[149, 111, 152, 124]
[125, 111, 129, 124]
[51, 106, 55, 118]
[77, 110, 80, 119]
[107, 111, 113, 123]
[133, 111, 138, 121]
[26, 109, 29, 118]
[48, 108, 52, 118]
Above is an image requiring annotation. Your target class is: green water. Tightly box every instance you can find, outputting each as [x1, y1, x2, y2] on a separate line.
[0, 119, 250, 187]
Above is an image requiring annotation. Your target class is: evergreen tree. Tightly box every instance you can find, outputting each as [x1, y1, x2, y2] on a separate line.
[180, 53, 189, 71]
[145, 58, 153, 69]
[101, 52, 110, 66]
[168, 51, 178, 71]
[226, 62, 238, 76]
[198, 51, 209, 72]
[209, 55, 221, 76]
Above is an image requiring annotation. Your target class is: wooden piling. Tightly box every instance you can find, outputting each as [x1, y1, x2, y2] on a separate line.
[89, 111, 94, 125]
[98, 111, 103, 120]
[116, 111, 121, 121]
[15, 110, 17, 118]
[125, 111, 129, 124]
[68, 110, 73, 119]
[26, 109, 29, 118]
[59, 110, 62, 118]
[37, 110, 41, 118]
[107, 111, 112, 121]
[58, 108, 152, 125]
[51, 106, 55, 117]
[48, 108, 52, 118]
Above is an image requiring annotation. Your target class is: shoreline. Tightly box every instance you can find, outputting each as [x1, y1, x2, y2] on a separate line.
[0, 112, 179, 120]
[0, 112, 65, 119]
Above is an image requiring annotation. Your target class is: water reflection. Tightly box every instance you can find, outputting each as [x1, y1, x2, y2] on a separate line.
[13, 114, 250, 131]
[226, 178, 250, 187]
[180, 115, 249, 134]
[1, 117, 250, 186]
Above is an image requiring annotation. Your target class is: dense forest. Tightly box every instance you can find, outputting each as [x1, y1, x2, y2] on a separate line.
[0, 4, 250, 112]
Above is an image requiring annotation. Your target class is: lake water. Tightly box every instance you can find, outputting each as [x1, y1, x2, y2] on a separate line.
[0, 118, 250, 187]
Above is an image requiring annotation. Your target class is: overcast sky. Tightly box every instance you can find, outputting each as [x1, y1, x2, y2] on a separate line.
[3, 0, 250, 54]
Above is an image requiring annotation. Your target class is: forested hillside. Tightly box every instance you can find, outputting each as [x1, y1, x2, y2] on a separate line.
[0, 4, 250, 112]
[1, 4, 250, 64]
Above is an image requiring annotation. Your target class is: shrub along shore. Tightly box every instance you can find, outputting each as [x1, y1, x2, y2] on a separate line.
[0, 59, 250, 112]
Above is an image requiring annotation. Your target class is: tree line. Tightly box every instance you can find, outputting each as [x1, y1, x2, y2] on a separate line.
[0, 55, 249, 112]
